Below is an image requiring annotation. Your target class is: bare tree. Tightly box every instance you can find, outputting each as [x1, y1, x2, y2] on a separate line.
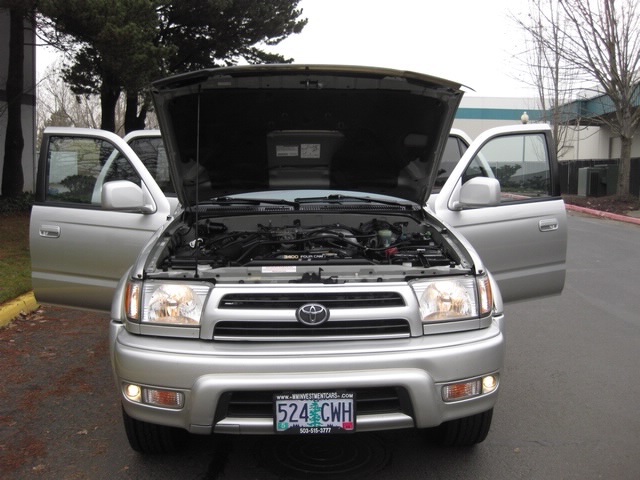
[524, 0, 640, 197]
[562, 0, 640, 197]
[514, 0, 580, 159]
[515, 0, 578, 157]
[37, 63, 99, 134]
[36, 62, 158, 142]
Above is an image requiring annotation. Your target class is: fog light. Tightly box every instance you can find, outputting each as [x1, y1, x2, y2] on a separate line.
[482, 375, 498, 394]
[124, 384, 142, 402]
[143, 388, 184, 409]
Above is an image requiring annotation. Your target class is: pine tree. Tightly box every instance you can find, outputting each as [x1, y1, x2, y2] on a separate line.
[308, 400, 323, 427]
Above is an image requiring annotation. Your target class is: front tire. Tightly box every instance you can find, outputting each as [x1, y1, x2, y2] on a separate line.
[122, 406, 187, 454]
[430, 409, 493, 447]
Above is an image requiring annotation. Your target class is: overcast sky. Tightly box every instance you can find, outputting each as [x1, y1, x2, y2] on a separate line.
[37, 0, 535, 98]
[262, 0, 534, 97]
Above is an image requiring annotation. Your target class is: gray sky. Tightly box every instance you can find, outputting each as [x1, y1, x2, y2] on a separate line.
[263, 0, 534, 97]
[37, 0, 535, 98]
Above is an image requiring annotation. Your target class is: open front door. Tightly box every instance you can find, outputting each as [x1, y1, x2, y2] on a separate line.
[30, 128, 172, 311]
[429, 124, 567, 303]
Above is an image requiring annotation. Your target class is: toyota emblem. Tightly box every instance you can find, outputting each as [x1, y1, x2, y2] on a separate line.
[296, 303, 330, 326]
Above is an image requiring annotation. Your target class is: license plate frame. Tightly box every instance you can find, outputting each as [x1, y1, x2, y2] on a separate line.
[274, 391, 356, 434]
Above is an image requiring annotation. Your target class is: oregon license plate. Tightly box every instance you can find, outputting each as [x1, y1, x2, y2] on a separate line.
[274, 391, 356, 434]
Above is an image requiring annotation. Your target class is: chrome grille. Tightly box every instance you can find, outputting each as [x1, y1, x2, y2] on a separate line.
[218, 292, 405, 309]
[213, 318, 411, 341]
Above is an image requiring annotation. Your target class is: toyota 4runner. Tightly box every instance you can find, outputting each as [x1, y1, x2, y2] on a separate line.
[30, 65, 567, 453]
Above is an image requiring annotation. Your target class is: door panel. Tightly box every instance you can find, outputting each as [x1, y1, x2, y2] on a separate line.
[431, 125, 567, 303]
[30, 128, 171, 311]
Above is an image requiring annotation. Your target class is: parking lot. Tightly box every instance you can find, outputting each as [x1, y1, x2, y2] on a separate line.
[1, 212, 639, 479]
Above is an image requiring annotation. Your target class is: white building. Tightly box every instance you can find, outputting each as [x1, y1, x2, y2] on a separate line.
[454, 95, 541, 139]
[456, 93, 640, 162]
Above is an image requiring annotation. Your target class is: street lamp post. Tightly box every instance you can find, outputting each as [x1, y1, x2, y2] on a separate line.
[520, 112, 529, 188]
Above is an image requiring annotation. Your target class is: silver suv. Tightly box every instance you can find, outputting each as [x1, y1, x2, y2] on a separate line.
[30, 65, 567, 453]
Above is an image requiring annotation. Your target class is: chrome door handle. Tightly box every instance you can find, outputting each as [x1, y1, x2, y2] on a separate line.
[39, 225, 61, 238]
[538, 219, 558, 232]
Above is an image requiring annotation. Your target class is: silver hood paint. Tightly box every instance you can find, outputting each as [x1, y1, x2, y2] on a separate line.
[151, 64, 463, 207]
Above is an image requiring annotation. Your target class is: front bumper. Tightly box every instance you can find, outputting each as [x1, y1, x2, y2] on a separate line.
[110, 315, 504, 435]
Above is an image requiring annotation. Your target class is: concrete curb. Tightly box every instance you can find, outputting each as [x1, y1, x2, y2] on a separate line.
[565, 203, 640, 226]
[0, 291, 40, 328]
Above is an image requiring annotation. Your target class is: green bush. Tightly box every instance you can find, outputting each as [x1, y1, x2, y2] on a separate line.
[0, 193, 34, 215]
[0, 209, 31, 305]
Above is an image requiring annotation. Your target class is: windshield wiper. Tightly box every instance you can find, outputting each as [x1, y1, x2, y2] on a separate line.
[200, 196, 300, 208]
[295, 194, 414, 208]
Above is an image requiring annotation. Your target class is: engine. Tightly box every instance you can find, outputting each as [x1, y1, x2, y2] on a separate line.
[161, 218, 454, 269]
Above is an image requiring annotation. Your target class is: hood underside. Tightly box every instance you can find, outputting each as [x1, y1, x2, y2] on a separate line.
[151, 65, 463, 207]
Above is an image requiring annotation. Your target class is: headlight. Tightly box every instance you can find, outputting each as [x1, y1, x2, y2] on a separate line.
[126, 281, 210, 326]
[411, 275, 492, 322]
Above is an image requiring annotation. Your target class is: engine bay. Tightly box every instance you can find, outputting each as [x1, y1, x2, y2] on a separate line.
[159, 216, 459, 271]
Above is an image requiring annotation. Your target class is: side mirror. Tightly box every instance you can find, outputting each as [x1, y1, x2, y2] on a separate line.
[101, 180, 155, 213]
[452, 177, 501, 209]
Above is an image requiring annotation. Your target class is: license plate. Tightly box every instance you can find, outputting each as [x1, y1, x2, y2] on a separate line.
[274, 391, 356, 434]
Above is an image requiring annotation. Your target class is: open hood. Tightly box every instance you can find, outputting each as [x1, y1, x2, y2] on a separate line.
[151, 65, 463, 207]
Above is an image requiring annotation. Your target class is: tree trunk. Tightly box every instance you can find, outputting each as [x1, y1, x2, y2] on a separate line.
[1, 8, 26, 198]
[100, 80, 121, 133]
[617, 136, 632, 197]
[124, 92, 147, 133]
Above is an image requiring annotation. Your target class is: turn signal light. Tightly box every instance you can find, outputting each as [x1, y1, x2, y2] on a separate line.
[144, 389, 184, 408]
[442, 379, 481, 401]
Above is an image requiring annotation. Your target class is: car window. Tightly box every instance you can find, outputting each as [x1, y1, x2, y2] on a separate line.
[44, 136, 142, 206]
[127, 137, 175, 195]
[463, 133, 551, 202]
[433, 136, 469, 191]
[462, 155, 495, 183]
